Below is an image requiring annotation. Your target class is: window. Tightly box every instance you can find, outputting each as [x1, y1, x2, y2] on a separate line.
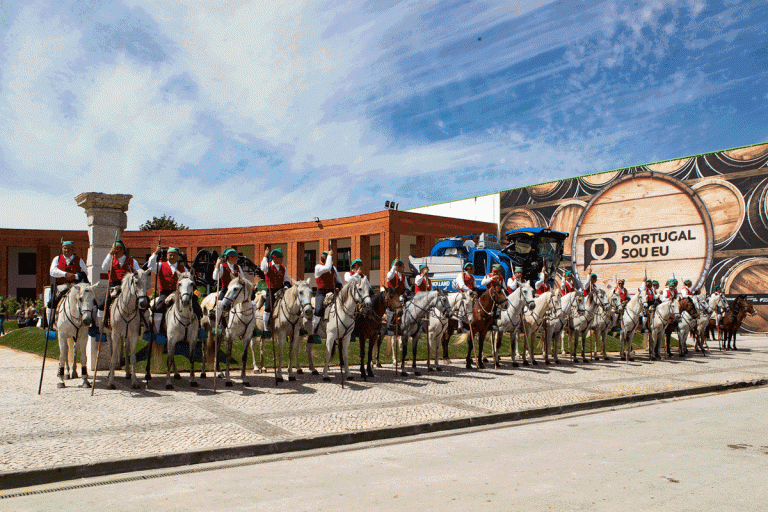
[370, 245, 380, 271]
[304, 250, 317, 274]
[16, 287, 37, 301]
[473, 251, 487, 275]
[18, 252, 36, 275]
[336, 248, 351, 272]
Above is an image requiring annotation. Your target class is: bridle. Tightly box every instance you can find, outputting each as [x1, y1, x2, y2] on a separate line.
[113, 273, 148, 340]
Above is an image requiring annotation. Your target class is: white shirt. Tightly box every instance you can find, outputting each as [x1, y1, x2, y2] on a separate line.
[415, 274, 430, 287]
[260, 257, 291, 286]
[506, 276, 521, 292]
[481, 273, 502, 287]
[101, 254, 141, 273]
[455, 271, 472, 292]
[346, 270, 363, 283]
[147, 253, 180, 274]
[50, 254, 88, 278]
[679, 286, 692, 298]
[213, 262, 241, 281]
[314, 254, 343, 285]
[386, 265, 410, 290]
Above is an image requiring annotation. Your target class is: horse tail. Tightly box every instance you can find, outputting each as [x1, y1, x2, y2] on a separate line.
[456, 332, 469, 345]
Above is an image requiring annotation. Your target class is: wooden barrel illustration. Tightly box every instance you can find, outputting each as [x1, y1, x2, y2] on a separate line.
[722, 258, 768, 333]
[691, 178, 745, 246]
[645, 158, 692, 174]
[500, 188, 525, 208]
[501, 207, 547, 234]
[722, 143, 768, 161]
[746, 177, 768, 245]
[527, 181, 563, 201]
[549, 200, 586, 255]
[579, 170, 620, 188]
[571, 172, 714, 291]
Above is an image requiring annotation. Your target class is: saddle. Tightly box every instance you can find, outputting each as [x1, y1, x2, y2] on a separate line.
[323, 293, 335, 308]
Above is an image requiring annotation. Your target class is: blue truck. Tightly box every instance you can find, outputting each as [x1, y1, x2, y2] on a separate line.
[408, 228, 569, 291]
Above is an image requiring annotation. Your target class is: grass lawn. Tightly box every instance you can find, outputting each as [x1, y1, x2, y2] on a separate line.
[0, 319, 688, 376]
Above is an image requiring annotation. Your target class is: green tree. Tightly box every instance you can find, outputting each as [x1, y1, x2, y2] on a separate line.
[139, 214, 189, 231]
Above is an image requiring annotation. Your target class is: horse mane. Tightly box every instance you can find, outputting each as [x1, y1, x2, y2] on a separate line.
[336, 279, 355, 305]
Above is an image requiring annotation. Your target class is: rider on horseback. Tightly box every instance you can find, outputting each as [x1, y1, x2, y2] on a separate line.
[414, 264, 433, 293]
[506, 266, 525, 294]
[661, 279, 678, 302]
[482, 264, 505, 291]
[101, 240, 140, 328]
[346, 259, 365, 282]
[148, 246, 203, 331]
[582, 273, 598, 297]
[48, 241, 89, 328]
[311, 247, 343, 344]
[534, 271, 550, 295]
[562, 270, 576, 295]
[386, 258, 410, 334]
[260, 248, 291, 339]
[679, 279, 693, 298]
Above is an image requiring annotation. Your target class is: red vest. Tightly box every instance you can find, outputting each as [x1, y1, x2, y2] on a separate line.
[485, 273, 501, 289]
[110, 256, 134, 283]
[265, 261, 285, 289]
[159, 261, 185, 292]
[316, 268, 335, 290]
[56, 255, 82, 285]
[562, 281, 574, 296]
[617, 286, 628, 301]
[220, 263, 241, 288]
[415, 277, 432, 293]
[506, 278, 524, 294]
[583, 282, 595, 297]
[463, 272, 475, 289]
[665, 288, 677, 300]
[536, 282, 550, 295]
[646, 289, 655, 303]
[387, 272, 405, 294]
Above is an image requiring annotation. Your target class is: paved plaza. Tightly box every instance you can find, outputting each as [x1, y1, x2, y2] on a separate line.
[1, 338, 767, 483]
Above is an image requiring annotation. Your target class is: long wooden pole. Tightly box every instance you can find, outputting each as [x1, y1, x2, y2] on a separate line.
[146, 236, 160, 386]
[213, 255, 221, 394]
[38, 238, 63, 394]
[92, 231, 119, 396]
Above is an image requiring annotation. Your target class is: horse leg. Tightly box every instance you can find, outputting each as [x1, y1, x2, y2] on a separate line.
[359, 334, 367, 379]
[410, 332, 421, 377]
[490, 330, 499, 369]
[107, 331, 119, 389]
[400, 333, 409, 376]
[322, 332, 334, 381]
[287, 331, 297, 382]
[511, 332, 519, 368]
[476, 330, 486, 369]
[189, 336, 199, 387]
[366, 334, 376, 377]
[165, 339, 175, 390]
[76, 334, 90, 387]
[466, 331, 474, 369]
[241, 336, 251, 384]
[57, 332, 67, 389]
[342, 334, 353, 380]
[441, 327, 451, 364]
[67, 336, 76, 379]
[129, 335, 141, 389]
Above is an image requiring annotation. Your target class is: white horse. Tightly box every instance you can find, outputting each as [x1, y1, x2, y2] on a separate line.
[164, 272, 200, 389]
[519, 290, 555, 366]
[216, 276, 256, 387]
[591, 288, 622, 360]
[274, 279, 314, 382]
[245, 290, 268, 374]
[542, 291, 578, 365]
[322, 277, 373, 381]
[566, 291, 599, 363]
[492, 282, 535, 368]
[391, 289, 445, 377]
[620, 292, 645, 361]
[55, 283, 98, 388]
[106, 269, 150, 390]
[649, 299, 681, 360]
[427, 291, 473, 372]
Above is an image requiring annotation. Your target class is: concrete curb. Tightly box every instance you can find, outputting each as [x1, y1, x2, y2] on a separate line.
[2, 378, 766, 491]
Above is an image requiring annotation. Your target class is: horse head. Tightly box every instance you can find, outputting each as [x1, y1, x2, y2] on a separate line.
[354, 276, 373, 315]
[292, 278, 314, 318]
[75, 283, 97, 327]
[384, 286, 402, 312]
[435, 289, 452, 319]
[221, 276, 247, 312]
[521, 282, 536, 310]
[127, 268, 150, 310]
[177, 272, 197, 308]
[682, 297, 698, 319]
[669, 298, 681, 322]
[488, 284, 507, 309]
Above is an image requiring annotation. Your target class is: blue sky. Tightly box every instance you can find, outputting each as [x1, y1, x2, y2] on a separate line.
[1, 0, 766, 229]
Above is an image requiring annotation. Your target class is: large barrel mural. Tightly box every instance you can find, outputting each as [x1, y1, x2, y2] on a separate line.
[499, 142, 768, 333]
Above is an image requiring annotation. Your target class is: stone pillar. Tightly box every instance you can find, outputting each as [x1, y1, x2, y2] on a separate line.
[76, 192, 132, 371]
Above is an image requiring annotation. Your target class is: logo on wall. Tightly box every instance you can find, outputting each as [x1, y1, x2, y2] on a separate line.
[583, 238, 617, 267]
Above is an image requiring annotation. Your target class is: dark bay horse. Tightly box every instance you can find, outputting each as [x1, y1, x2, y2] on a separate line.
[720, 294, 754, 350]
[466, 285, 507, 369]
[355, 286, 400, 379]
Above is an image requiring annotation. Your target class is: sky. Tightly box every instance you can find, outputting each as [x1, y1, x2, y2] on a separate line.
[1, 0, 766, 230]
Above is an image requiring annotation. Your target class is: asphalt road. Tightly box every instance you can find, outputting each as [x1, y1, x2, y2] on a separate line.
[4, 386, 768, 511]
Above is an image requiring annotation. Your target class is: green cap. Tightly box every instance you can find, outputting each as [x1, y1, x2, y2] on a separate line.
[492, 264, 502, 271]
[223, 248, 238, 258]
[671, 279, 678, 285]
[62, 241, 74, 247]
[714, 285, 721, 291]
[321, 251, 329, 259]
[652, 280, 659, 285]
[167, 247, 179, 254]
[646, 278, 653, 283]
[270, 248, 283, 258]
[114, 240, 125, 248]
[464, 262, 473, 270]
[590, 273, 597, 278]
[419, 264, 428, 271]
[514, 266, 522, 272]
[392, 259, 403, 267]
[565, 270, 572, 276]
[684, 279, 691, 285]
[350, 258, 362, 267]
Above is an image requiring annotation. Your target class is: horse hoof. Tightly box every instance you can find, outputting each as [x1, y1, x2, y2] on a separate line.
[522, 360, 529, 366]
[367, 369, 374, 377]
[545, 360, 551, 366]
[375, 363, 382, 369]
[512, 362, 519, 368]
[603, 356, 610, 361]
[200, 372, 207, 379]
[125, 374, 131, 380]
[297, 368, 304, 375]
[532, 360, 538, 366]
[145, 373, 152, 381]
[413, 371, 421, 377]
[312, 370, 320, 376]
[428, 367, 435, 372]
[57, 382, 66, 389]
[131, 383, 141, 390]
[323, 376, 331, 381]
[166, 384, 174, 390]
[477, 362, 485, 369]
[288, 376, 296, 382]
[482, 357, 488, 363]
[71, 371, 78, 379]
[190, 381, 199, 387]
[80, 381, 90, 388]
[107, 383, 116, 390]
[243, 381, 251, 387]
[400, 371, 408, 377]
[225, 381, 233, 387]
[435, 367, 442, 372]
[347, 376, 355, 381]
[276, 377, 284, 383]
[174, 374, 181, 380]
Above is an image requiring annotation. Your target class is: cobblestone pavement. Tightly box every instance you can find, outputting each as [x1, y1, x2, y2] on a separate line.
[2, 338, 767, 474]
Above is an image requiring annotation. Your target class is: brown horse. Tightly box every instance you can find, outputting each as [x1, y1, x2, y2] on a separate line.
[355, 286, 401, 379]
[664, 297, 698, 357]
[720, 294, 754, 350]
[466, 285, 507, 369]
